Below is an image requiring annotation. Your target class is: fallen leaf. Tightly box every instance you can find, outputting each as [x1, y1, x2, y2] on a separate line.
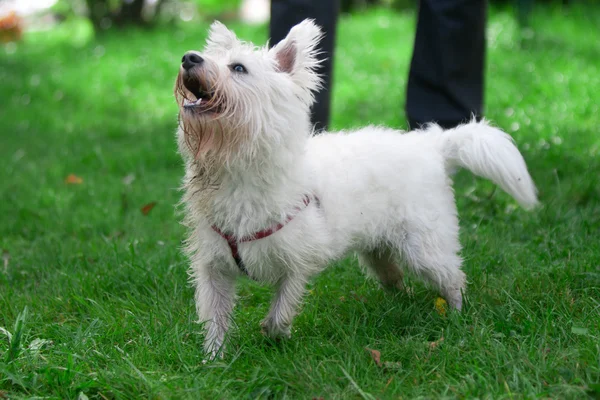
[140, 202, 157, 215]
[64, 174, 83, 184]
[434, 297, 447, 316]
[429, 337, 444, 350]
[365, 347, 381, 367]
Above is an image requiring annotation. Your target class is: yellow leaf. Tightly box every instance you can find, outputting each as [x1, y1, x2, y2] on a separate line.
[64, 174, 83, 184]
[434, 297, 447, 316]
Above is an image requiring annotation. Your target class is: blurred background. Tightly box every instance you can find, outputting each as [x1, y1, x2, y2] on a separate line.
[0, 0, 598, 276]
[1, 1, 599, 398]
[0, 0, 541, 33]
[0, 0, 598, 256]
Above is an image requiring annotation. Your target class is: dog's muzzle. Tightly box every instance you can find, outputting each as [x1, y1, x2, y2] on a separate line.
[178, 56, 218, 112]
[182, 52, 203, 71]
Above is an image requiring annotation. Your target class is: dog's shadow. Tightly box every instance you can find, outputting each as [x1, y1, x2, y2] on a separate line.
[229, 259, 463, 359]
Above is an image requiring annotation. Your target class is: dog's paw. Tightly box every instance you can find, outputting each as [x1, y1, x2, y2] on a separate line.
[443, 288, 463, 311]
[203, 341, 225, 361]
[202, 350, 223, 363]
[260, 319, 292, 340]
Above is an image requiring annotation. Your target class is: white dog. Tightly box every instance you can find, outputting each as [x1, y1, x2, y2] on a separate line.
[174, 20, 538, 358]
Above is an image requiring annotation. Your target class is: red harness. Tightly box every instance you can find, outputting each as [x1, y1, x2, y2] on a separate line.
[211, 195, 316, 276]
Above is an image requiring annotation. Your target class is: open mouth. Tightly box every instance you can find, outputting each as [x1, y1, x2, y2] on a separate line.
[182, 77, 220, 113]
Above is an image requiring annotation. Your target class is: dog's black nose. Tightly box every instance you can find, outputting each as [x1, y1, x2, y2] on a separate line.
[182, 52, 203, 71]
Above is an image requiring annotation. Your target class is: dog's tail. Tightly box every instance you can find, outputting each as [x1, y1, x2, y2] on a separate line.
[436, 119, 538, 209]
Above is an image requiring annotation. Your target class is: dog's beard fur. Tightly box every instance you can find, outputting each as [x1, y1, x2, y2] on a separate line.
[174, 20, 539, 360]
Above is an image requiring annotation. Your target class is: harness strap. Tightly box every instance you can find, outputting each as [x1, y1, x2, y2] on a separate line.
[211, 229, 249, 274]
[211, 195, 315, 275]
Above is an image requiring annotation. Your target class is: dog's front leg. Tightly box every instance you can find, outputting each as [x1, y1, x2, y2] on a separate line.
[193, 267, 237, 359]
[261, 273, 307, 339]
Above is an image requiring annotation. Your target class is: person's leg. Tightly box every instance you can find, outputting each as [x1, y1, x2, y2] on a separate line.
[406, 0, 487, 130]
[270, 0, 339, 132]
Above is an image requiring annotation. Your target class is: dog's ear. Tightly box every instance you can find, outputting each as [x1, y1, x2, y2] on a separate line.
[206, 21, 238, 51]
[269, 19, 324, 93]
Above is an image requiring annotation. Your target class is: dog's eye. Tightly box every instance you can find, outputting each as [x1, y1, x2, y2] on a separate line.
[232, 64, 247, 73]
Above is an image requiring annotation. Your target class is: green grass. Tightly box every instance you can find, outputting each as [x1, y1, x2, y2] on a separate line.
[1, 4, 599, 399]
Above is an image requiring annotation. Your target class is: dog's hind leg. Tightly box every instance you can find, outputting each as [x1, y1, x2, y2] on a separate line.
[399, 226, 465, 310]
[358, 247, 405, 291]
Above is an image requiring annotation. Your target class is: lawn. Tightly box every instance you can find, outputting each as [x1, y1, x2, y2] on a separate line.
[1, 4, 599, 399]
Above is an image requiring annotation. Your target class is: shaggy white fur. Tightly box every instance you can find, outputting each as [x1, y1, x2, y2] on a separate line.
[174, 20, 538, 359]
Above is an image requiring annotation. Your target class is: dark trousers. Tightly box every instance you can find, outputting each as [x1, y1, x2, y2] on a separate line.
[269, 0, 339, 132]
[407, 0, 487, 129]
[269, 0, 487, 131]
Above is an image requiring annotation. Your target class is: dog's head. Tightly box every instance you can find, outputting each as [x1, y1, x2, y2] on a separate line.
[175, 20, 323, 161]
